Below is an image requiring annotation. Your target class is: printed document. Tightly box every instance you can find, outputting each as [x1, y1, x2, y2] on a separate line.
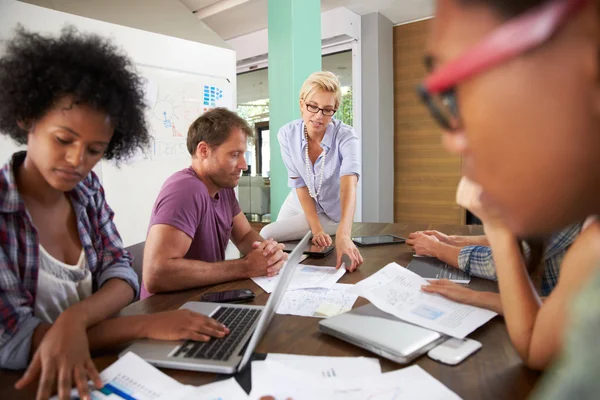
[265, 353, 381, 378]
[252, 264, 345, 293]
[250, 360, 461, 400]
[349, 263, 496, 338]
[52, 352, 183, 400]
[276, 283, 358, 318]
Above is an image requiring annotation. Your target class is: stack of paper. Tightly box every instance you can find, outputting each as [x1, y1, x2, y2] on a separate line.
[249, 354, 461, 400]
[348, 262, 497, 338]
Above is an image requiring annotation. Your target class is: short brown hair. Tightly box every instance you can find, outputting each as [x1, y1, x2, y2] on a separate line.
[186, 107, 253, 155]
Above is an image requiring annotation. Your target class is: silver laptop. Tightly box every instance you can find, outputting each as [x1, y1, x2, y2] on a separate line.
[121, 232, 311, 374]
[319, 303, 447, 364]
[407, 256, 471, 283]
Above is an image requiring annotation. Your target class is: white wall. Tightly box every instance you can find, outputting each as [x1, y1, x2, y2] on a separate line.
[20, 0, 231, 49]
[1, 1, 236, 246]
[361, 13, 394, 223]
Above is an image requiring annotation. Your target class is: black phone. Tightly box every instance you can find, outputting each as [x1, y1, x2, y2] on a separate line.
[200, 289, 255, 304]
[282, 241, 335, 258]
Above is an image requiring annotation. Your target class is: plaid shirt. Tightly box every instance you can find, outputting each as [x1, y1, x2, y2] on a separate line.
[458, 223, 582, 296]
[0, 152, 139, 369]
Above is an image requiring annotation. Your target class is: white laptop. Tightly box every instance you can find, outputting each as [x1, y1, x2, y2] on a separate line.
[319, 303, 447, 364]
[121, 232, 311, 374]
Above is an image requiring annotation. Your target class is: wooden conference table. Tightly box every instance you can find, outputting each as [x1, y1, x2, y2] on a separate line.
[0, 223, 540, 400]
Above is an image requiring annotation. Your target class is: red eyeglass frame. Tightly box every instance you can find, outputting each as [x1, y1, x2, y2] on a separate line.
[423, 0, 589, 94]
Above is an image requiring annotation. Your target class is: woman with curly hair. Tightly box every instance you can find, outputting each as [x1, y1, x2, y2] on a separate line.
[0, 27, 229, 400]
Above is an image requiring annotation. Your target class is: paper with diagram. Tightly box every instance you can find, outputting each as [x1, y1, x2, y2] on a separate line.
[348, 263, 496, 338]
[51, 352, 184, 400]
[252, 263, 345, 293]
[276, 283, 358, 317]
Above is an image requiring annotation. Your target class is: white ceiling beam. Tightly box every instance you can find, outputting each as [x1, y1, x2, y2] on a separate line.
[193, 0, 253, 19]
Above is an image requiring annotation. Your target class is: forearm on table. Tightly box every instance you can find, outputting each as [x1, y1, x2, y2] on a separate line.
[473, 291, 504, 315]
[452, 235, 489, 247]
[432, 242, 461, 268]
[336, 175, 357, 237]
[63, 279, 135, 328]
[236, 229, 264, 255]
[31, 315, 154, 353]
[487, 229, 542, 366]
[296, 187, 324, 233]
[86, 314, 155, 350]
[145, 257, 249, 294]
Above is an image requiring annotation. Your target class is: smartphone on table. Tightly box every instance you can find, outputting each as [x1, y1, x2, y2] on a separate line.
[427, 338, 482, 365]
[200, 289, 256, 304]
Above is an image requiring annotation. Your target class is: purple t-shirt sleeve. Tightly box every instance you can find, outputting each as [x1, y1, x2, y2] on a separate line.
[150, 184, 205, 239]
[230, 191, 242, 218]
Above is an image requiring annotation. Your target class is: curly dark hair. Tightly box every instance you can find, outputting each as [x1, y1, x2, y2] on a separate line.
[0, 26, 150, 161]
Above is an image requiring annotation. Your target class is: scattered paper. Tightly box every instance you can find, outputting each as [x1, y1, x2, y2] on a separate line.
[276, 283, 358, 318]
[348, 263, 496, 338]
[265, 353, 381, 379]
[158, 378, 248, 400]
[252, 263, 345, 294]
[51, 352, 184, 400]
[249, 360, 461, 400]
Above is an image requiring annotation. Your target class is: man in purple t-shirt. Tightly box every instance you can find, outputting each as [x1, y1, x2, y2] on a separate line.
[142, 108, 287, 298]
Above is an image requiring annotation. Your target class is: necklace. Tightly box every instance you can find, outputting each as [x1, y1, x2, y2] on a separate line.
[304, 125, 326, 199]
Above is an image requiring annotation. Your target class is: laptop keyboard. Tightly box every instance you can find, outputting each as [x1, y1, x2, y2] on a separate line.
[172, 307, 261, 361]
[439, 264, 470, 281]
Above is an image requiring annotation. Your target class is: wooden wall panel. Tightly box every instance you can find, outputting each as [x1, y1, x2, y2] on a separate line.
[393, 20, 464, 224]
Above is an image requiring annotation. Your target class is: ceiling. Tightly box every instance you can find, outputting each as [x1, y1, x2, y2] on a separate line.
[181, 0, 434, 41]
[238, 50, 353, 105]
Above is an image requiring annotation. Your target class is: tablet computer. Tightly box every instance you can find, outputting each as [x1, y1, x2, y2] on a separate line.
[351, 234, 406, 247]
[282, 240, 334, 258]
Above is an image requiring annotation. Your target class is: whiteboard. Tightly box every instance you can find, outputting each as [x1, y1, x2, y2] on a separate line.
[101, 65, 233, 245]
[0, 1, 236, 246]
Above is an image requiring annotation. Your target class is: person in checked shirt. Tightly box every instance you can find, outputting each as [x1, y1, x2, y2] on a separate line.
[0, 28, 228, 400]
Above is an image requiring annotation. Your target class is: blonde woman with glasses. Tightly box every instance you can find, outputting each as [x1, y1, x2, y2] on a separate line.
[260, 71, 363, 271]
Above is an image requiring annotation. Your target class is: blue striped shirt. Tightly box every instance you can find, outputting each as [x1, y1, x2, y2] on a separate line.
[278, 119, 360, 222]
[458, 223, 582, 296]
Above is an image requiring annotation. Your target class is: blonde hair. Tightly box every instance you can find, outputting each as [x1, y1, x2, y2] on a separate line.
[299, 71, 342, 109]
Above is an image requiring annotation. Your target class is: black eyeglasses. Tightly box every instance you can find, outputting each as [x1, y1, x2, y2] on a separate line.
[417, 85, 460, 131]
[306, 103, 336, 116]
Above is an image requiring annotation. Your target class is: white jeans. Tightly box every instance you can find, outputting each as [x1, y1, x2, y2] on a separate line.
[260, 191, 338, 242]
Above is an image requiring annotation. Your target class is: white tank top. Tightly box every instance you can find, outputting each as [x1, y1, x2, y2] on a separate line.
[34, 245, 92, 323]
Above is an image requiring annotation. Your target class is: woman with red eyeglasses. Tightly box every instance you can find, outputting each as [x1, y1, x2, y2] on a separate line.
[420, 0, 600, 397]
[258, 1, 598, 398]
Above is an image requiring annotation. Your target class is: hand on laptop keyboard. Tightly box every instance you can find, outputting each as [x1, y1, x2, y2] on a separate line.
[144, 309, 230, 342]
